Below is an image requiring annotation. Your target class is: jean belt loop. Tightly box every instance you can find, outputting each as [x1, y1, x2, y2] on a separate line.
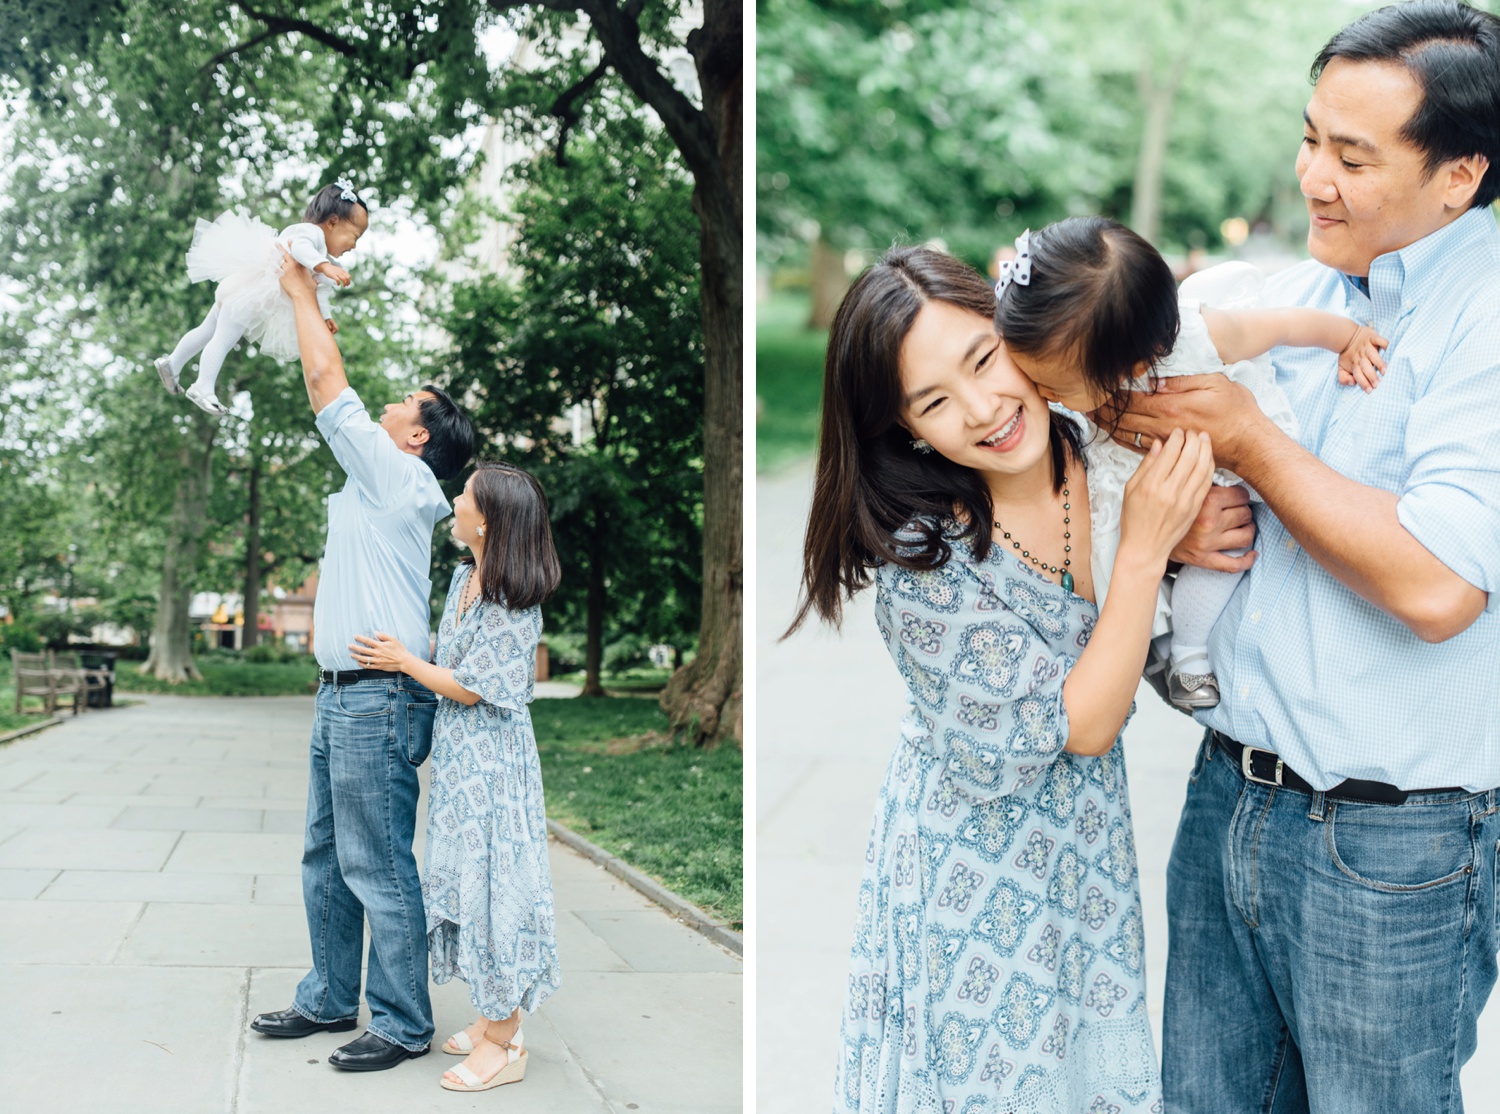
[1307, 790, 1328, 823]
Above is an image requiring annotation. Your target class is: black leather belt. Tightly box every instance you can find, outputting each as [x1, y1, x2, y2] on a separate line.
[1211, 731, 1466, 806]
[318, 668, 402, 685]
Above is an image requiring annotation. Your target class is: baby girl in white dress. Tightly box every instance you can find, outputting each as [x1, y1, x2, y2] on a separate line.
[995, 217, 1386, 710]
[155, 180, 368, 415]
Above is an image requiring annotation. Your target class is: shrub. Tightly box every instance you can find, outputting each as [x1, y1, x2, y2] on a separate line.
[244, 640, 300, 663]
[0, 620, 42, 654]
[603, 632, 653, 673]
[546, 631, 586, 673]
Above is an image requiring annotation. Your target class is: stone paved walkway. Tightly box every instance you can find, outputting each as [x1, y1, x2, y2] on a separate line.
[0, 694, 740, 1114]
[757, 459, 1500, 1113]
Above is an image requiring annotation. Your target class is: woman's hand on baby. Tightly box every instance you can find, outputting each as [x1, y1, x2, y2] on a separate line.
[315, 262, 352, 287]
[1337, 324, 1388, 392]
[1118, 429, 1217, 573]
[325, 319, 339, 335]
[349, 632, 412, 673]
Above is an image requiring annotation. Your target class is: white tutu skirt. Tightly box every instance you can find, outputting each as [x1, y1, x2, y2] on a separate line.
[184, 210, 301, 363]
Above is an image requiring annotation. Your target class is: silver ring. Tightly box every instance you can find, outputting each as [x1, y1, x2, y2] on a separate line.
[1134, 431, 1143, 448]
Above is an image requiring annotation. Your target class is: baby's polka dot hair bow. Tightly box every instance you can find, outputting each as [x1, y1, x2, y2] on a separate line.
[335, 177, 359, 202]
[994, 229, 1032, 297]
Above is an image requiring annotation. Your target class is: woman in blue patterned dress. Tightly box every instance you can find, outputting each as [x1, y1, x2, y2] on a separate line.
[790, 248, 1215, 1113]
[351, 461, 562, 1094]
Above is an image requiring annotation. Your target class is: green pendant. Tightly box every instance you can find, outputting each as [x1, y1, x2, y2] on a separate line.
[1061, 570, 1075, 593]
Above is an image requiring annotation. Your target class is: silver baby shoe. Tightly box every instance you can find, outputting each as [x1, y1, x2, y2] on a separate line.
[1167, 669, 1220, 711]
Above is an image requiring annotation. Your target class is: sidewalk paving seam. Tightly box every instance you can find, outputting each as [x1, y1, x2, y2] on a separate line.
[31, 868, 62, 898]
[106, 902, 149, 965]
[229, 967, 251, 1114]
[538, 1010, 616, 1111]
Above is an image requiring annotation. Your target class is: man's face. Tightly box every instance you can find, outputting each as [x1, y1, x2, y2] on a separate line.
[380, 391, 434, 454]
[1296, 58, 1465, 277]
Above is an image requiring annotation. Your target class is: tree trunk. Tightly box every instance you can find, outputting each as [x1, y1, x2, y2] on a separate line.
[141, 419, 215, 682]
[659, 0, 743, 747]
[1129, 51, 1190, 248]
[241, 457, 262, 651]
[580, 510, 606, 698]
[807, 236, 848, 330]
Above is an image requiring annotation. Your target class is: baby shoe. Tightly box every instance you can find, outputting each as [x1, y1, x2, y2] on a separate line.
[184, 382, 229, 417]
[1168, 669, 1220, 711]
[155, 356, 180, 395]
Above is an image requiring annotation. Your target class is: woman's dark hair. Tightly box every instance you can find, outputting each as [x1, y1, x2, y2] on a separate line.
[416, 384, 475, 482]
[995, 216, 1179, 431]
[1313, 1, 1500, 208]
[459, 461, 562, 611]
[788, 246, 1084, 634]
[302, 182, 371, 224]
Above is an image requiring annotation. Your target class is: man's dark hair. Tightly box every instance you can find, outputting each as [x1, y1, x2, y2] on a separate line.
[415, 385, 475, 482]
[302, 182, 371, 225]
[1313, 0, 1500, 208]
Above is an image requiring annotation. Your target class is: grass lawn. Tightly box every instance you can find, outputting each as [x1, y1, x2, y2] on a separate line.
[113, 656, 320, 696]
[550, 665, 674, 694]
[533, 696, 742, 927]
[757, 293, 825, 473]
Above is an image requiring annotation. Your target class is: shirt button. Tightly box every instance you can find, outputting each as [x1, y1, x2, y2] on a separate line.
[1250, 611, 1261, 623]
[1284, 539, 1296, 551]
[1239, 686, 1250, 699]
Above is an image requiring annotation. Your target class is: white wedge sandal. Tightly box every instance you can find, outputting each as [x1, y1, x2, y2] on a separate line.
[439, 1030, 526, 1092]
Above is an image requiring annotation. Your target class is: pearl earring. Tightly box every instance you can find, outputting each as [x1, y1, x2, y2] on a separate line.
[911, 439, 933, 454]
[477, 525, 485, 536]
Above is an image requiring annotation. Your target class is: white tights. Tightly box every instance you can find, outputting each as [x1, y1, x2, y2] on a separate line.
[165, 304, 246, 398]
[1168, 557, 1246, 675]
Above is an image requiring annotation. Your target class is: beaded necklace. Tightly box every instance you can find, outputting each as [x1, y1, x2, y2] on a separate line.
[993, 478, 1073, 593]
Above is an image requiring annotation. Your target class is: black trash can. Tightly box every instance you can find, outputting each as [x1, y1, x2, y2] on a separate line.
[77, 649, 117, 708]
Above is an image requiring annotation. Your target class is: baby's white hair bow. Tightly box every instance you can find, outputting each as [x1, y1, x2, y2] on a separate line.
[335, 177, 358, 202]
[994, 229, 1032, 297]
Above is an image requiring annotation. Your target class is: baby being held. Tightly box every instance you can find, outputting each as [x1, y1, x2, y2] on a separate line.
[994, 216, 1386, 711]
[155, 179, 369, 416]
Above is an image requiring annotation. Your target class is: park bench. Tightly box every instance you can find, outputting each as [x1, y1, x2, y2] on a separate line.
[10, 649, 104, 716]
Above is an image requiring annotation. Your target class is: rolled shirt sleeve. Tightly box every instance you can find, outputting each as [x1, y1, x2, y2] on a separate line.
[1395, 336, 1500, 609]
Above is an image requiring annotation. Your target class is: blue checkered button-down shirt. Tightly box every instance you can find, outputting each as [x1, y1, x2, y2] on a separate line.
[1201, 207, 1500, 792]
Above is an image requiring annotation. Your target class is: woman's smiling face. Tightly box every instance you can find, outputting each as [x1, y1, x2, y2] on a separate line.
[897, 300, 1053, 478]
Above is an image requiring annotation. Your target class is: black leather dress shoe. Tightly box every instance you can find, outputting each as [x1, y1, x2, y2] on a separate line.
[250, 1007, 359, 1038]
[328, 1030, 430, 1072]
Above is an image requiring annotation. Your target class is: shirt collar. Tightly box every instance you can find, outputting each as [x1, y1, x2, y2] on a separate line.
[1350, 206, 1498, 305]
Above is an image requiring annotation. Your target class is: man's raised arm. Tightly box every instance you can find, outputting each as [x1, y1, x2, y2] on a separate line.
[277, 245, 349, 415]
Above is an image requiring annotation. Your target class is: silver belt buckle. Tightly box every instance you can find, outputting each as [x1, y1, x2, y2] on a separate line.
[1241, 746, 1285, 787]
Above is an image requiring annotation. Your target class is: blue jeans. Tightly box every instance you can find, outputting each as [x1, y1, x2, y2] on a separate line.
[291, 678, 438, 1051]
[1163, 731, 1500, 1113]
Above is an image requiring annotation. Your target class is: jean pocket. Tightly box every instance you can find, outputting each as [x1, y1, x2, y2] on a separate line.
[402, 692, 438, 766]
[1326, 800, 1475, 892]
[1186, 732, 1212, 785]
[334, 683, 393, 719]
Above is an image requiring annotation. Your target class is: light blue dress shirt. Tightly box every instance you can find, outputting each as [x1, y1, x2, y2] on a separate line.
[1202, 206, 1500, 792]
[312, 387, 452, 671]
